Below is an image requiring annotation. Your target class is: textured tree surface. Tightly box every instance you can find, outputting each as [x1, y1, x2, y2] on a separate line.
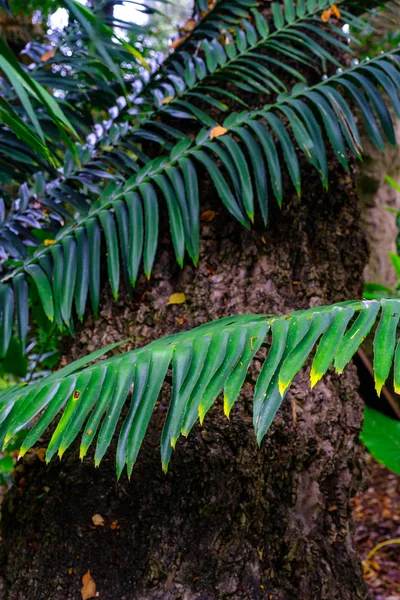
[358, 119, 400, 289]
[0, 161, 372, 599]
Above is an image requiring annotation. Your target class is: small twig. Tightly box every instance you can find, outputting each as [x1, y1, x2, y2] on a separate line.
[365, 538, 400, 564]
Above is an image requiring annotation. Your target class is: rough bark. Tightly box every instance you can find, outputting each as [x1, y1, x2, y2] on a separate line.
[0, 158, 371, 599]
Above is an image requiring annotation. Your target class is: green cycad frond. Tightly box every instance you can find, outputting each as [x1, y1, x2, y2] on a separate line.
[0, 298, 398, 477]
[138, 0, 377, 123]
[0, 0, 393, 265]
[142, 0, 354, 120]
[1, 49, 399, 357]
[145, 0, 399, 97]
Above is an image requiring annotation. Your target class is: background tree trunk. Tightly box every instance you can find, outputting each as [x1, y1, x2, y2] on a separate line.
[0, 157, 371, 599]
[358, 117, 400, 289]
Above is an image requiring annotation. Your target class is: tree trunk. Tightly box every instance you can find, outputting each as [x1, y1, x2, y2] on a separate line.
[0, 158, 371, 599]
[358, 118, 400, 289]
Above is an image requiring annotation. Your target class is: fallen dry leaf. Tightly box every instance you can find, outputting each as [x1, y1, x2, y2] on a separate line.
[210, 125, 227, 140]
[200, 210, 217, 222]
[41, 48, 55, 62]
[92, 513, 105, 527]
[81, 570, 97, 600]
[167, 293, 186, 305]
[331, 3, 341, 17]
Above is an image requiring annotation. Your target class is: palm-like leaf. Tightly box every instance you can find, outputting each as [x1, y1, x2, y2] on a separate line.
[0, 48, 399, 357]
[0, 298, 398, 477]
[0, 0, 394, 265]
[137, 0, 365, 118]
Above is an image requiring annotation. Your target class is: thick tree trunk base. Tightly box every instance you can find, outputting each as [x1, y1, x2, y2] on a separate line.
[0, 164, 370, 600]
[0, 368, 369, 600]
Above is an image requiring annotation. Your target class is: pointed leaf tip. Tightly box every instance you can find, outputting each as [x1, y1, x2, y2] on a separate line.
[198, 406, 205, 425]
[278, 380, 288, 397]
[223, 394, 231, 419]
[310, 368, 322, 389]
[375, 380, 383, 397]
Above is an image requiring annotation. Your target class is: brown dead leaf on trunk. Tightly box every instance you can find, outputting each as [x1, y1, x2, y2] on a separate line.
[167, 293, 186, 305]
[81, 570, 98, 600]
[200, 210, 217, 222]
[91, 513, 105, 527]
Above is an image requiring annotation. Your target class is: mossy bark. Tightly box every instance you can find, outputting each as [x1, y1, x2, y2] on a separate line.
[0, 159, 371, 599]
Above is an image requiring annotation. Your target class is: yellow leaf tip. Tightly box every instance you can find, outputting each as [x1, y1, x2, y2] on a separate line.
[310, 369, 322, 390]
[223, 395, 231, 419]
[278, 380, 288, 397]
